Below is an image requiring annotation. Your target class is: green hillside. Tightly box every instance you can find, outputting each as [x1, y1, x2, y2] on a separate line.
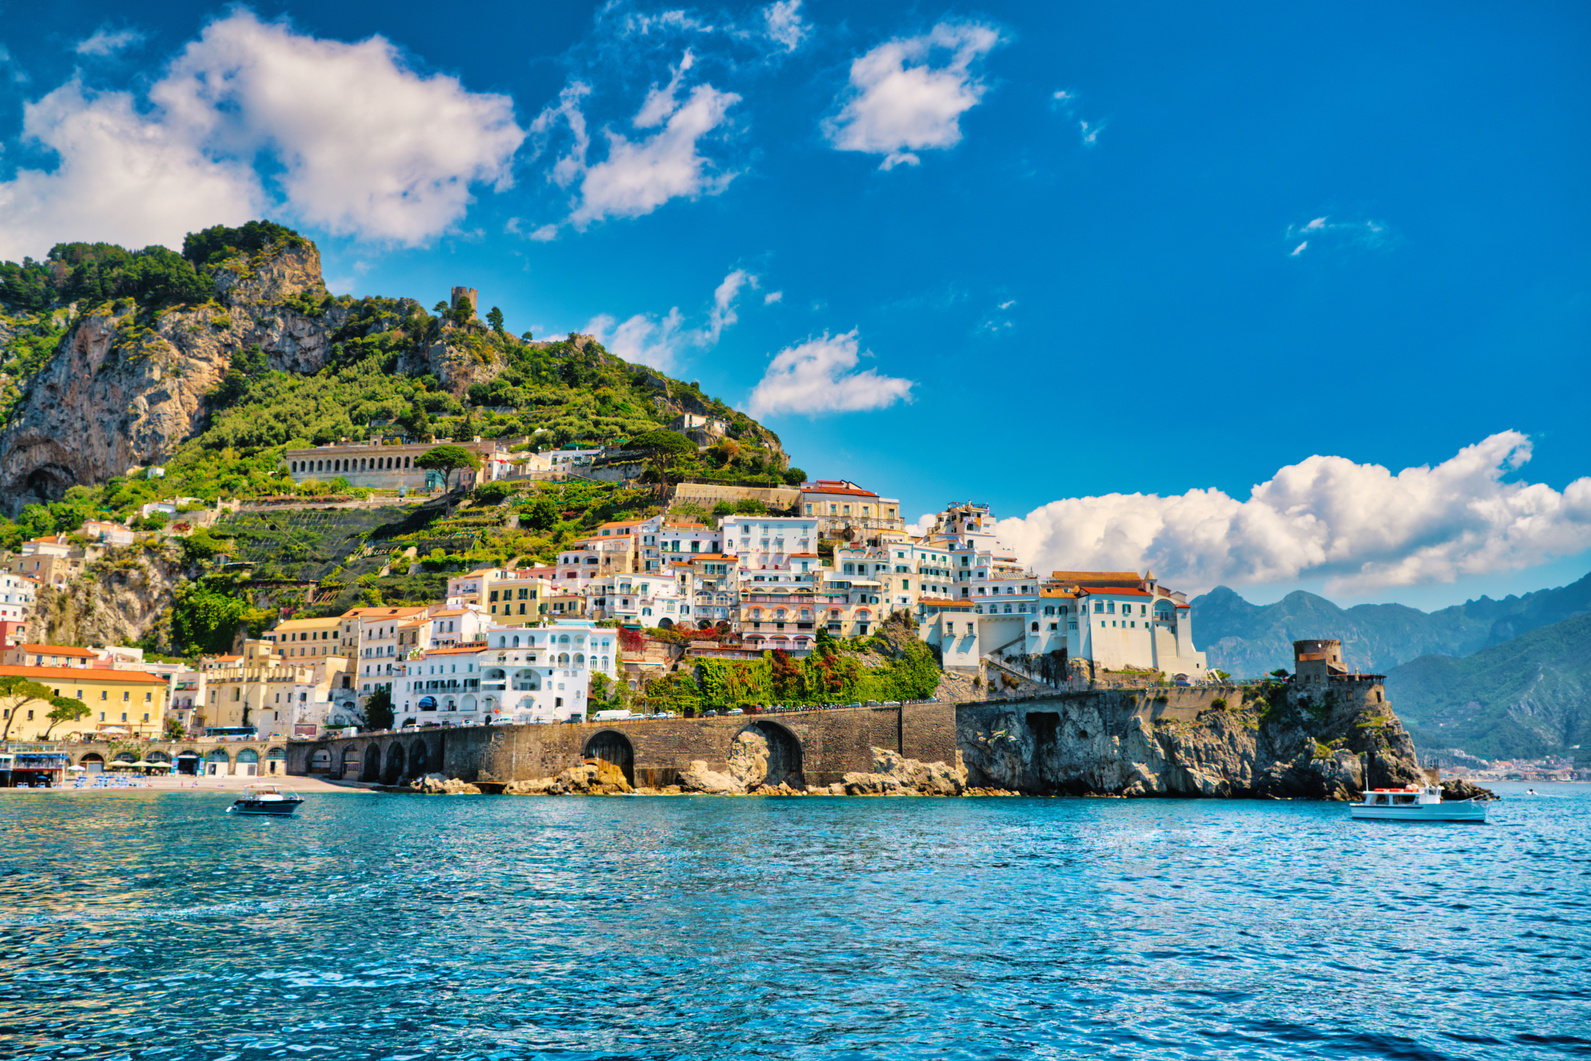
[0, 220, 800, 548]
[1385, 614, 1591, 761]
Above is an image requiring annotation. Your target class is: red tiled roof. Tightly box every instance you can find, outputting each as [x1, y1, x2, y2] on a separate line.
[801, 482, 879, 498]
[17, 644, 96, 657]
[1079, 586, 1151, 597]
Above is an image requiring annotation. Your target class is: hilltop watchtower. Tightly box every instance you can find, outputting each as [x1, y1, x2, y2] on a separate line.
[450, 287, 478, 318]
[1293, 638, 1385, 704]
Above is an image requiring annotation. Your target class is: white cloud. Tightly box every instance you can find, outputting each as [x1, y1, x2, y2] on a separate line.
[764, 1, 810, 52]
[584, 307, 689, 370]
[532, 51, 740, 232]
[583, 267, 756, 370]
[824, 21, 1001, 168]
[764, 290, 783, 304]
[154, 11, 524, 243]
[993, 432, 1591, 596]
[1285, 215, 1392, 256]
[0, 11, 525, 260]
[744, 330, 915, 416]
[76, 26, 147, 57]
[0, 79, 263, 261]
[1052, 88, 1104, 147]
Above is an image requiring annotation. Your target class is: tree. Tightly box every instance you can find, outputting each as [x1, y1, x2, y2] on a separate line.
[401, 401, 434, 442]
[164, 716, 187, 739]
[0, 677, 55, 740]
[41, 696, 90, 738]
[629, 430, 696, 488]
[783, 467, 807, 486]
[415, 444, 483, 493]
[486, 306, 506, 334]
[363, 688, 394, 732]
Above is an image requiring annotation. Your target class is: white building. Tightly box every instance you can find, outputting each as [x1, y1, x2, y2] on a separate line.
[478, 620, 618, 723]
[0, 573, 37, 623]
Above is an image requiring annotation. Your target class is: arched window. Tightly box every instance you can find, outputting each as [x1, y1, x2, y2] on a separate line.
[574, 653, 585, 664]
[512, 635, 521, 648]
[1031, 621, 1039, 631]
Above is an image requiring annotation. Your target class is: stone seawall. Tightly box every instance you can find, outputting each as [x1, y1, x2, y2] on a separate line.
[288, 684, 1425, 800]
[288, 702, 959, 790]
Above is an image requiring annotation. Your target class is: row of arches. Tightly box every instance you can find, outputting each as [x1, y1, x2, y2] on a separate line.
[73, 747, 287, 776]
[290, 455, 414, 475]
[312, 722, 806, 790]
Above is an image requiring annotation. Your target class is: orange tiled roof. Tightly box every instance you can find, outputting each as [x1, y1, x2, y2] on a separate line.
[1050, 570, 1142, 584]
[0, 664, 166, 684]
[17, 644, 96, 657]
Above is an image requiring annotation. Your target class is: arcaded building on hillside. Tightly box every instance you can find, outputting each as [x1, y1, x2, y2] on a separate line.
[281, 438, 508, 491]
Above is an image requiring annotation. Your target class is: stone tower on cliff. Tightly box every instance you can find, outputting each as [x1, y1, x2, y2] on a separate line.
[450, 287, 478, 317]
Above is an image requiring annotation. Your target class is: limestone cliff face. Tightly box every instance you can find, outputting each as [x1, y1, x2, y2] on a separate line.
[958, 685, 1424, 800]
[31, 544, 189, 649]
[0, 242, 345, 510]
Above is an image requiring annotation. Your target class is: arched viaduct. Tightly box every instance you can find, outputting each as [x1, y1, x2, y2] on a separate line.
[286, 702, 958, 789]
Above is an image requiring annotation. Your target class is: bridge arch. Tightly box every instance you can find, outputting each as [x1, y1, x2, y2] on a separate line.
[583, 730, 635, 786]
[359, 743, 381, 782]
[336, 745, 359, 780]
[410, 739, 430, 777]
[737, 721, 804, 790]
[382, 743, 406, 785]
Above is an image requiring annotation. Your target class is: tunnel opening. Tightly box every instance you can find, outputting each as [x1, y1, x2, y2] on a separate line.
[382, 744, 406, 785]
[360, 744, 381, 782]
[583, 731, 636, 786]
[733, 721, 804, 790]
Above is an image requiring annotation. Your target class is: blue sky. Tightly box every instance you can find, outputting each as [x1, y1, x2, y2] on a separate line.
[2, 1, 1588, 609]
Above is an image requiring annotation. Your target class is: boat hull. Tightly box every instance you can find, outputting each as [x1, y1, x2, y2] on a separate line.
[227, 799, 304, 817]
[1350, 800, 1486, 823]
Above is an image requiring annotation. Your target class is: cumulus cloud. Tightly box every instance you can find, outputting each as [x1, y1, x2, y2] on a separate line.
[583, 267, 756, 370]
[744, 330, 915, 416]
[1285, 215, 1393, 256]
[993, 432, 1591, 596]
[764, 290, 783, 304]
[0, 80, 263, 261]
[764, 1, 810, 52]
[0, 10, 524, 259]
[532, 50, 740, 233]
[824, 21, 1001, 169]
[76, 26, 147, 56]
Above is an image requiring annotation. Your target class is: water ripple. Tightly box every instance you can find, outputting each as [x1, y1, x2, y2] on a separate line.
[0, 783, 1586, 1060]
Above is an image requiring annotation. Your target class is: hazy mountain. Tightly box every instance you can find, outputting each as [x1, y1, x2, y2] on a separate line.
[1385, 614, 1591, 761]
[1192, 570, 1591, 677]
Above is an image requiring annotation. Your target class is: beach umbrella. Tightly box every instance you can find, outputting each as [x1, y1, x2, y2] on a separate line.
[67, 765, 86, 772]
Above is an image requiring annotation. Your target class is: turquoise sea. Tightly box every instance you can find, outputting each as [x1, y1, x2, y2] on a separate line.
[1, 782, 1586, 1060]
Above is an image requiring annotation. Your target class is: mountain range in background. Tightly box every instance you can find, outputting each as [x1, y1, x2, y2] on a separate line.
[1192, 572, 1591, 762]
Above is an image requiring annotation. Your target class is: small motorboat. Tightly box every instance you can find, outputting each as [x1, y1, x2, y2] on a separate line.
[1350, 783, 1486, 823]
[227, 783, 305, 817]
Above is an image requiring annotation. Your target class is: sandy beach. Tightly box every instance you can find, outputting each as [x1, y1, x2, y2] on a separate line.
[2, 773, 373, 794]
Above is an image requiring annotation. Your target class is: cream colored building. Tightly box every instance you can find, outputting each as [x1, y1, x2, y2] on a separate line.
[262, 616, 346, 662]
[282, 437, 507, 491]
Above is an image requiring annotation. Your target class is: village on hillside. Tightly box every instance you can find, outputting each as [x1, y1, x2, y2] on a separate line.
[0, 456, 1210, 750]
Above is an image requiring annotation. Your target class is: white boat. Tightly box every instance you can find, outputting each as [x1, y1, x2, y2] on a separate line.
[1350, 783, 1486, 823]
[227, 783, 305, 816]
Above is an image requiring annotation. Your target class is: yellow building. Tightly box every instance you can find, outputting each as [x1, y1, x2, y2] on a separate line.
[487, 574, 556, 620]
[0, 664, 170, 739]
[263, 616, 346, 661]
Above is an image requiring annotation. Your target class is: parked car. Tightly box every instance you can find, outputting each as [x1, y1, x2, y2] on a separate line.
[863, 700, 881, 707]
[700, 709, 719, 717]
[882, 700, 901, 706]
[726, 708, 745, 716]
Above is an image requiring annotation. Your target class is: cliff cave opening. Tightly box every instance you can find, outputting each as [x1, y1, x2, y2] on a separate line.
[1027, 712, 1060, 749]
[22, 464, 76, 505]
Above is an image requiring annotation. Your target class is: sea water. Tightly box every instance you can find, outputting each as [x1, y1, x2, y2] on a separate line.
[0, 782, 1586, 1060]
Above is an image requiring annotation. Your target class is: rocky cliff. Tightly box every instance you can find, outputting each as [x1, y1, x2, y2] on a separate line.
[0, 242, 339, 508]
[31, 544, 189, 649]
[958, 683, 1424, 799]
